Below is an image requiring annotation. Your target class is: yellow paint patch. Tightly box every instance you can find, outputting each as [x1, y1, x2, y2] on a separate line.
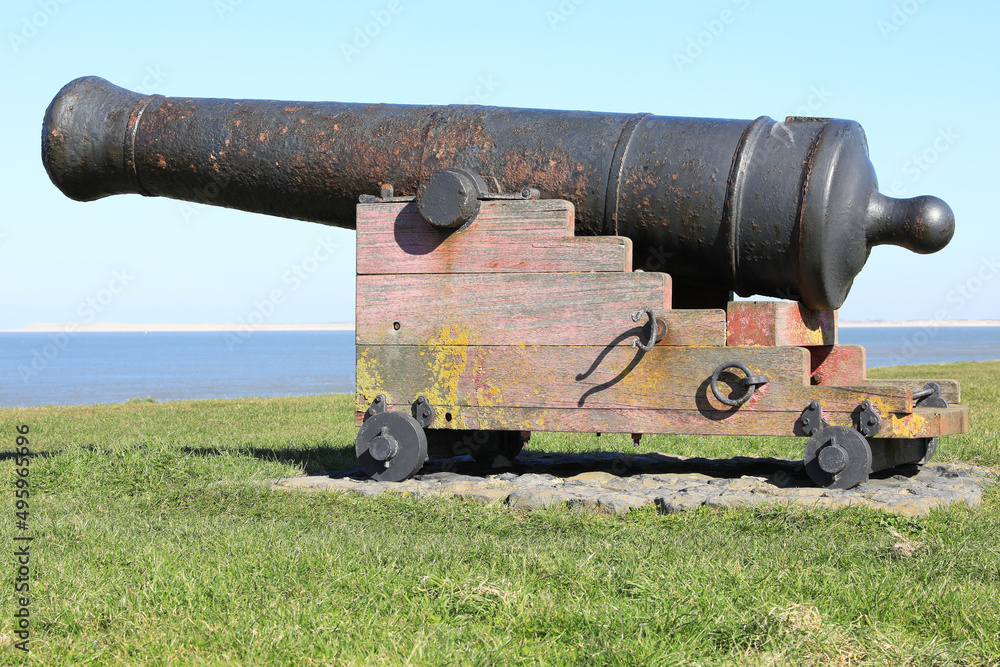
[355, 347, 385, 410]
[889, 412, 928, 438]
[476, 383, 502, 407]
[420, 326, 473, 409]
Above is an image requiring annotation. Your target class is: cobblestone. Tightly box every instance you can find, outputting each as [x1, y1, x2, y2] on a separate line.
[268, 451, 996, 517]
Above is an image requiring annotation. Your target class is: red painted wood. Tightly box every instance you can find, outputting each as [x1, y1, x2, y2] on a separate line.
[808, 345, 867, 385]
[865, 379, 961, 405]
[660, 309, 727, 346]
[727, 301, 837, 346]
[356, 200, 633, 274]
[357, 403, 968, 438]
[808, 347, 962, 403]
[357, 272, 672, 346]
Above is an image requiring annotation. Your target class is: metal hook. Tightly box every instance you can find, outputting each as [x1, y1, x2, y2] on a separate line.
[631, 307, 661, 351]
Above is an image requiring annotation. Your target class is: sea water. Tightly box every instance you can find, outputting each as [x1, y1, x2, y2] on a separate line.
[1, 327, 997, 408]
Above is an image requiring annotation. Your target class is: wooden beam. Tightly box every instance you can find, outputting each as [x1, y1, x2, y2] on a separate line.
[357, 272, 717, 346]
[808, 345, 867, 385]
[356, 404, 968, 439]
[355, 344, 928, 419]
[865, 379, 961, 405]
[727, 301, 837, 346]
[356, 199, 634, 274]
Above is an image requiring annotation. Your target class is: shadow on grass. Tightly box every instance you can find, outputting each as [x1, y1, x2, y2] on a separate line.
[183, 443, 356, 475]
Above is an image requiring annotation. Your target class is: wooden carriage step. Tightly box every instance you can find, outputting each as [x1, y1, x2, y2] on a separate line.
[357, 344, 916, 416]
[727, 301, 837, 346]
[355, 272, 711, 346]
[807, 346, 962, 404]
[357, 199, 633, 274]
[865, 379, 961, 405]
[808, 345, 867, 385]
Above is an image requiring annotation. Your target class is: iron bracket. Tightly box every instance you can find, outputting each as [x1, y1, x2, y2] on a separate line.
[365, 394, 388, 420]
[412, 395, 436, 428]
[856, 400, 882, 438]
[800, 400, 828, 437]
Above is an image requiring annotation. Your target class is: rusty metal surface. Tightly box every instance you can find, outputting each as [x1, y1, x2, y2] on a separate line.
[42, 76, 956, 309]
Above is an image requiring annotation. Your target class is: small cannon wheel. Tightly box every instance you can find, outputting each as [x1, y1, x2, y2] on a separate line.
[804, 425, 872, 490]
[356, 411, 428, 482]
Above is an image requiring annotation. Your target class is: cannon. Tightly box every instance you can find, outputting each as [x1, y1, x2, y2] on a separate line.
[42, 76, 970, 489]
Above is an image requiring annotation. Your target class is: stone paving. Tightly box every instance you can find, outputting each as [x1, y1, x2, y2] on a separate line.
[269, 451, 995, 517]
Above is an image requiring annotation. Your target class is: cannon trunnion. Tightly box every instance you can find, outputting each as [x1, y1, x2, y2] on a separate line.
[41, 77, 970, 490]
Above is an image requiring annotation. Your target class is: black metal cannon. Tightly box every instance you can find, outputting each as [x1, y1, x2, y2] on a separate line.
[42, 76, 969, 489]
[43, 76, 954, 311]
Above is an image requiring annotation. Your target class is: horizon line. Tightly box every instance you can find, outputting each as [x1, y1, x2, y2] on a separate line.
[1, 323, 356, 333]
[3, 319, 1000, 333]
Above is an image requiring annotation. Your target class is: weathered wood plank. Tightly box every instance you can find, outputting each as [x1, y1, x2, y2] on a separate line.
[357, 199, 575, 237]
[357, 272, 680, 346]
[360, 404, 968, 438]
[357, 344, 920, 418]
[356, 200, 633, 274]
[807, 345, 867, 385]
[357, 344, 811, 413]
[727, 301, 837, 346]
[864, 379, 961, 405]
[661, 309, 727, 346]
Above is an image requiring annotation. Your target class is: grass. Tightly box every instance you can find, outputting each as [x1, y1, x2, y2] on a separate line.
[1, 361, 998, 665]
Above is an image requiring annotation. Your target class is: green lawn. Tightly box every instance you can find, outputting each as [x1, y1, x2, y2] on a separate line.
[1, 361, 998, 665]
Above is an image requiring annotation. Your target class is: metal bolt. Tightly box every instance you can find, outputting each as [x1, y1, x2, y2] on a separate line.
[817, 442, 848, 474]
[369, 427, 399, 462]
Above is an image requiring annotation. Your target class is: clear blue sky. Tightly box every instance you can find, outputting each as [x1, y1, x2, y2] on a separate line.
[1, 0, 996, 327]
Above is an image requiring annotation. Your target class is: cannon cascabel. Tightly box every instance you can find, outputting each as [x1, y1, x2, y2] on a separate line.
[42, 76, 955, 310]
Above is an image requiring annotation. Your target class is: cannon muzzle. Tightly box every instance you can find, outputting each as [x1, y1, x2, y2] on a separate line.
[42, 76, 955, 310]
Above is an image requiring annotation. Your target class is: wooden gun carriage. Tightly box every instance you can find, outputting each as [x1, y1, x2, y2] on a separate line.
[353, 187, 968, 489]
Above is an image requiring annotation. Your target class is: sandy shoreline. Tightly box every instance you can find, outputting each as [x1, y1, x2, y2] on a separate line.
[839, 320, 1000, 328]
[2, 323, 356, 333]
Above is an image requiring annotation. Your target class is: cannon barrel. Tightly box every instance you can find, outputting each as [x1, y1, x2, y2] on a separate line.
[42, 76, 955, 310]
